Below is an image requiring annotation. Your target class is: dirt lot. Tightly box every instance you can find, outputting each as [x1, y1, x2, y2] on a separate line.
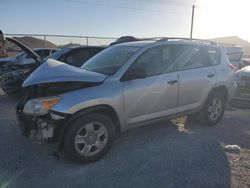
[0, 88, 249, 188]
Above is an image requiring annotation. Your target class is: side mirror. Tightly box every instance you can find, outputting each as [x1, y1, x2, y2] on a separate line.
[122, 67, 146, 81]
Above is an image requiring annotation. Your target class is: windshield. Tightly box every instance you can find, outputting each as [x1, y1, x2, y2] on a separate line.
[45, 48, 70, 60]
[81, 46, 139, 75]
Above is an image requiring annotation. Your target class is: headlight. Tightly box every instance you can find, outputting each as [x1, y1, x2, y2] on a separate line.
[23, 96, 61, 116]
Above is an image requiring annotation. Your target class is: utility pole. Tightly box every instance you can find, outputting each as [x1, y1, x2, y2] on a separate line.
[190, 5, 195, 39]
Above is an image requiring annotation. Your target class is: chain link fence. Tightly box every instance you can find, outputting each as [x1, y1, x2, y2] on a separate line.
[4, 33, 117, 57]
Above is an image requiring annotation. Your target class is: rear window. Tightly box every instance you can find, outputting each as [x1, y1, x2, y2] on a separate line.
[204, 47, 221, 65]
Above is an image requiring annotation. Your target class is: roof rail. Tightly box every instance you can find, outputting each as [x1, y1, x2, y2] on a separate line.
[144, 37, 217, 45]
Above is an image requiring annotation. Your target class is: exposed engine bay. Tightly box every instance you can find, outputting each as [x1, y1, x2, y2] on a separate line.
[22, 81, 100, 101]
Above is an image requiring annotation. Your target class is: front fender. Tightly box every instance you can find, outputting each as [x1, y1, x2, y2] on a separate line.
[51, 81, 125, 128]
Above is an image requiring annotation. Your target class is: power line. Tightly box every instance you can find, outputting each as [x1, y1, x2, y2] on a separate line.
[64, 0, 193, 15]
[134, 0, 197, 8]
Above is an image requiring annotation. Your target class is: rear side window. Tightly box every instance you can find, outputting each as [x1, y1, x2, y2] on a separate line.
[204, 47, 221, 65]
[173, 45, 206, 71]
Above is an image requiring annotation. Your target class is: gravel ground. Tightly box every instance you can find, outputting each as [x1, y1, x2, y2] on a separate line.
[0, 88, 249, 188]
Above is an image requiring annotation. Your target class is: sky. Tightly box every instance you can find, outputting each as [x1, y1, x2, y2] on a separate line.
[0, 0, 250, 44]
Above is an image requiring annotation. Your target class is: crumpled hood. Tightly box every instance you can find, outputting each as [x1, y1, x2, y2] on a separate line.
[22, 59, 108, 87]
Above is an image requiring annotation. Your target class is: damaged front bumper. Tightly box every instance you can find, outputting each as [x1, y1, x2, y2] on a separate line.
[16, 104, 70, 143]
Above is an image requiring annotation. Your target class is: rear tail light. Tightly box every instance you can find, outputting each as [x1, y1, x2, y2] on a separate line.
[228, 63, 237, 72]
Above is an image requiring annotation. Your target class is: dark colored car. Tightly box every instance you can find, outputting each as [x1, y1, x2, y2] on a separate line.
[109, 36, 138, 46]
[0, 48, 57, 75]
[231, 65, 250, 108]
[2, 38, 105, 95]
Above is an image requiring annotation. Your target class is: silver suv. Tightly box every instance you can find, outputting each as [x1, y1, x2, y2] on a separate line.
[16, 38, 237, 163]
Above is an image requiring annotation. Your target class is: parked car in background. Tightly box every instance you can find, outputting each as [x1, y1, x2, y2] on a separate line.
[231, 65, 250, 108]
[0, 52, 23, 75]
[0, 48, 57, 75]
[239, 59, 250, 69]
[109, 36, 138, 46]
[16, 38, 237, 163]
[1, 37, 105, 95]
[225, 46, 243, 70]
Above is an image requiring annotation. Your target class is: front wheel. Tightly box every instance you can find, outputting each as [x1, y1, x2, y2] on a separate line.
[198, 91, 225, 126]
[63, 113, 115, 163]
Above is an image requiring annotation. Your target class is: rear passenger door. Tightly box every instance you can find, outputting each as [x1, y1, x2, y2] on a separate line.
[176, 45, 217, 112]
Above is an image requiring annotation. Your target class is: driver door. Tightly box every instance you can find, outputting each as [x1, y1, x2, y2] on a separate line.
[123, 45, 179, 125]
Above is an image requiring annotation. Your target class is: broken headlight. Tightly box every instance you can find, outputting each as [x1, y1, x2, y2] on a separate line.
[23, 96, 61, 116]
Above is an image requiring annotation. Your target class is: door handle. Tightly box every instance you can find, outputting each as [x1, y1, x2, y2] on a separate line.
[207, 74, 215, 79]
[167, 80, 178, 85]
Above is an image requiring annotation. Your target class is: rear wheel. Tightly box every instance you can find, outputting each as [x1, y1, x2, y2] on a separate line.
[63, 113, 115, 163]
[198, 91, 225, 126]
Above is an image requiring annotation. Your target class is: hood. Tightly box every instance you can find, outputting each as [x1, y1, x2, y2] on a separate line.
[6, 37, 42, 62]
[23, 59, 108, 87]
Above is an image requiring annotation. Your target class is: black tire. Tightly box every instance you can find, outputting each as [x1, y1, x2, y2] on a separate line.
[63, 113, 115, 163]
[198, 91, 225, 126]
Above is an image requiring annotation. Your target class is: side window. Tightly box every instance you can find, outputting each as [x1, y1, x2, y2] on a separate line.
[131, 46, 173, 77]
[174, 45, 205, 71]
[62, 49, 89, 67]
[88, 48, 104, 57]
[204, 47, 221, 65]
[51, 49, 57, 54]
[82, 48, 104, 63]
[36, 50, 51, 58]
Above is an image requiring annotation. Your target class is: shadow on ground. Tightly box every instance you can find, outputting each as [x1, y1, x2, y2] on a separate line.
[0, 88, 244, 188]
[0, 118, 232, 187]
